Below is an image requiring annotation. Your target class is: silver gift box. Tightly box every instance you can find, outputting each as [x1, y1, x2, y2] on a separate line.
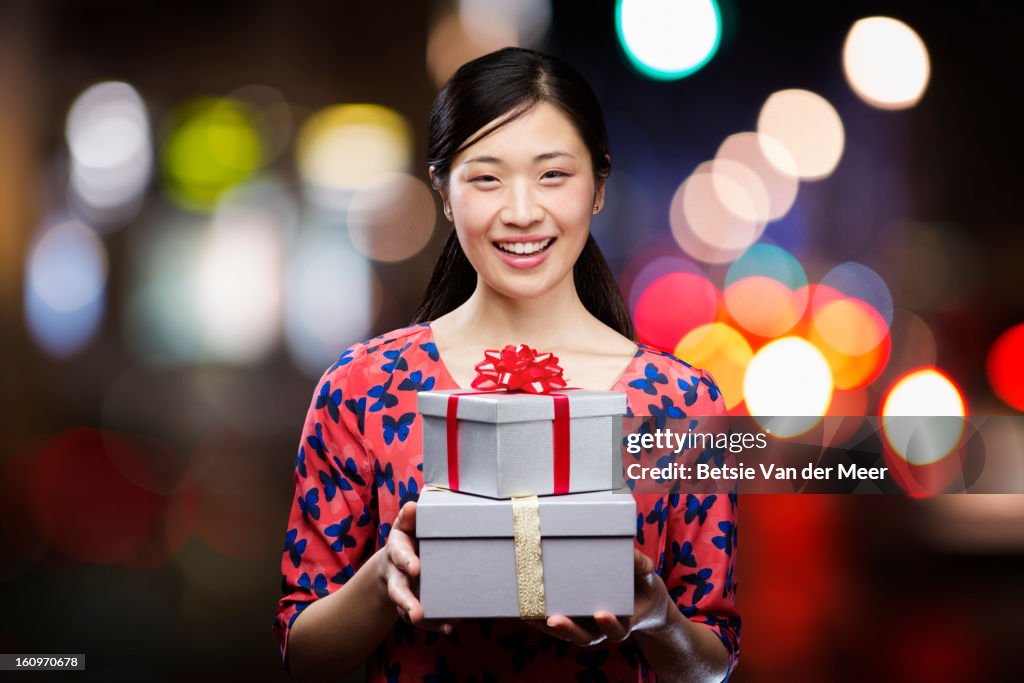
[417, 487, 636, 619]
[418, 389, 627, 498]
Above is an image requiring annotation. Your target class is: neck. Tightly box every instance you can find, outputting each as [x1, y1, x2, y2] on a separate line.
[449, 273, 593, 349]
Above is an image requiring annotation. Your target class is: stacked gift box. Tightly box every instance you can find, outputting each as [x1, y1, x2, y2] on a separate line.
[414, 345, 636, 620]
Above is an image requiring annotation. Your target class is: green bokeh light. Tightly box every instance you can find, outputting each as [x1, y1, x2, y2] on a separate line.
[161, 98, 264, 211]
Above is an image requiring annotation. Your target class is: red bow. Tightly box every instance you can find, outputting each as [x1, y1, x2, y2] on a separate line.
[470, 344, 568, 394]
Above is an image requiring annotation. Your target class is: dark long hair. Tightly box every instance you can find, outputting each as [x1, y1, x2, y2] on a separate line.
[410, 47, 636, 341]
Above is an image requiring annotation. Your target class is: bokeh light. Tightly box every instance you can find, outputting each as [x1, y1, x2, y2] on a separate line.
[987, 323, 1024, 411]
[669, 165, 764, 263]
[634, 272, 719, 351]
[285, 225, 379, 377]
[625, 252, 707, 314]
[160, 98, 264, 211]
[674, 322, 752, 410]
[296, 104, 412, 210]
[724, 244, 808, 338]
[882, 368, 966, 466]
[226, 85, 293, 165]
[194, 195, 284, 363]
[123, 211, 206, 362]
[66, 81, 153, 226]
[24, 219, 107, 357]
[818, 261, 894, 328]
[26, 429, 180, 566]
[843, 16, 930, 110]
[348, 173, 437, 262]
[458, 0, 551, 48]
[758, 89, 845, 180]
[715, 132, 799, 221]
[745, 337, 833, 436]
[616, 0, 722, 80]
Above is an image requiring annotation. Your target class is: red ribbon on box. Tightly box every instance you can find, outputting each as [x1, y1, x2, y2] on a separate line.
[445, 344, 576, 494]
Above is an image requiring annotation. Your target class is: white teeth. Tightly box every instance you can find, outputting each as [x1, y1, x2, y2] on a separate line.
[496, 238, 552, 255]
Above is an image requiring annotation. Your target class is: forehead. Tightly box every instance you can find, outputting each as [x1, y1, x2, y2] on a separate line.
[454, 102, 588, 164]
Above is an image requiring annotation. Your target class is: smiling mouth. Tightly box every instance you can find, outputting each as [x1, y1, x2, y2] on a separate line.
[492, 237, 556, 256]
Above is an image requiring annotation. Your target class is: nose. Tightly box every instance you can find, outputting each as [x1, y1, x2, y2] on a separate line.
[499, 178, 544, 228]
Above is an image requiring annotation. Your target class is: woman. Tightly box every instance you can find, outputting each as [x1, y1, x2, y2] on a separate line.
[274, 47, 740, 682]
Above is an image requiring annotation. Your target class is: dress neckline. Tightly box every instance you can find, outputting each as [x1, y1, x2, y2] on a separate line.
[425, 321, 643, 392]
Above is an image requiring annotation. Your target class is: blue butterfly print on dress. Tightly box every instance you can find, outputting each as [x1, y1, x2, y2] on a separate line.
[575, 649, 610, 683]
[496, 629, 538, 673]
[679, 376, 701, 407]
[398, 477, 419, 507]
[398, 370, 435, 392]
[375, 460, 395, 494]
[701, 374, 721, 401]
[325, 517, 356, 551]
[628, 363, 668, 395]
[681, 567, 714, 604]
[381, 343, 411, 374]
[423, 655, 457, 683]
[646, 499, 668, 535]
[420, 342, 440, 361]
[382, 412, 415, 445]
[330, 348, 355, 373]
[671, 540, 698, 568]
[306, 423, 329, 460]
[295, 445, 307, 478]
[635, 512, 646, 545]
[316, 380, 343, 423]
[319, 463, 350, 501]
[649, 394, 685, 429]
[712, 520, 736, 556]
[684, 494, 716, 525]
[283, 528, 307, 568]
[344, 396, 366, 435]
[298, 488, 320, 524]
[298, 572, 329, 598]
[331, 565, 355, 585]
[368, 374, 399, 412]
[333, 455, 366, 488]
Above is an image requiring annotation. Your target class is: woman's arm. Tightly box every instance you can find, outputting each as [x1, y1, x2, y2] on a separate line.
[286, 502, 451, 682]
[630, 598, 731, 683]
[285, 548, 395, 682]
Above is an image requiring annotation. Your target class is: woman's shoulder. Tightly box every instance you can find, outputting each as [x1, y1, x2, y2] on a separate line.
[626, 342, 725, 410]
[318, 322, 437, 388]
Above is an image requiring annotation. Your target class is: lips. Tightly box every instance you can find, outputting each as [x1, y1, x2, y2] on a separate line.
[491, 236, 557, 269]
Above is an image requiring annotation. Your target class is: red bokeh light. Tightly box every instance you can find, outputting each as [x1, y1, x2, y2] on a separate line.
[634, 272, 719, 352]
[986, 323, 1024, 411]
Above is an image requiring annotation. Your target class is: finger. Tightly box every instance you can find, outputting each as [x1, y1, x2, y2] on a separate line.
[387, 533, 421, 578]
[546, 614, 605, 647]
[594, 611, 630, 642]
[386, 569, 419, 618]
[524, 618, 573, 642]
[634, 548, 654, 576]
[394, 501, 417, 534]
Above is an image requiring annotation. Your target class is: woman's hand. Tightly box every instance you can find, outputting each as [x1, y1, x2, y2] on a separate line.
[526, 548, 672, 646]
[379, 501, 455, 635]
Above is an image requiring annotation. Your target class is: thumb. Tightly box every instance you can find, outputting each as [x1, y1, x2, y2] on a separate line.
[395, 501, 417, 534]
[634, 548, 654, 576]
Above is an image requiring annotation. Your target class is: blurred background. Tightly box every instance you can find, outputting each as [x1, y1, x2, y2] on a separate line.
[1, 0, 1023, 681]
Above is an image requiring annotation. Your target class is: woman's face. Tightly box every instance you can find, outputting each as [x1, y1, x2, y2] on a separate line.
[442, 102, 603, 300]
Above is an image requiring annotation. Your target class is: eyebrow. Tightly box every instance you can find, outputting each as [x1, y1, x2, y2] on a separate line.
[461, 151, 577, 166]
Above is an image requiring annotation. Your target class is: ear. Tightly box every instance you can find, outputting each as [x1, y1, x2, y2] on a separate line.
[428, 165, 442, 191]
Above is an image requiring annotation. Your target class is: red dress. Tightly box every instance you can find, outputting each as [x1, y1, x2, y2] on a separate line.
[274, 323, 741, 681]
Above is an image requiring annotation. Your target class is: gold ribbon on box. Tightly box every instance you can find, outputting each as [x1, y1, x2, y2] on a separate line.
[422, 486, 546, 618]
[511, 495, 546, 619]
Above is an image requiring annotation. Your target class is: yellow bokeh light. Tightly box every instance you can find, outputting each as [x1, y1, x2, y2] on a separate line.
[812, 298, 889, 357]
[843, 16, 930, 110]
[674, 322, 752, 410]
[296, 104, 412, 207]
[757, 89, 845, 181]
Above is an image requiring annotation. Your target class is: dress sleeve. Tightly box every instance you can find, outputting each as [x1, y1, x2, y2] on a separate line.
[662, 368, 742, 679]
[273, 357, 378, 672]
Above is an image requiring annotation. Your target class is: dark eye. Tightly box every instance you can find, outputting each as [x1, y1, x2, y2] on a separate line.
[472, 175, 498, 183]
[542, 170, 569, 180]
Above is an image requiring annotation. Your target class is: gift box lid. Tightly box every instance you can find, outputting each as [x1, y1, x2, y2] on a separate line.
[417, 389, 627, 424]
[416, 487, 636, 538]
